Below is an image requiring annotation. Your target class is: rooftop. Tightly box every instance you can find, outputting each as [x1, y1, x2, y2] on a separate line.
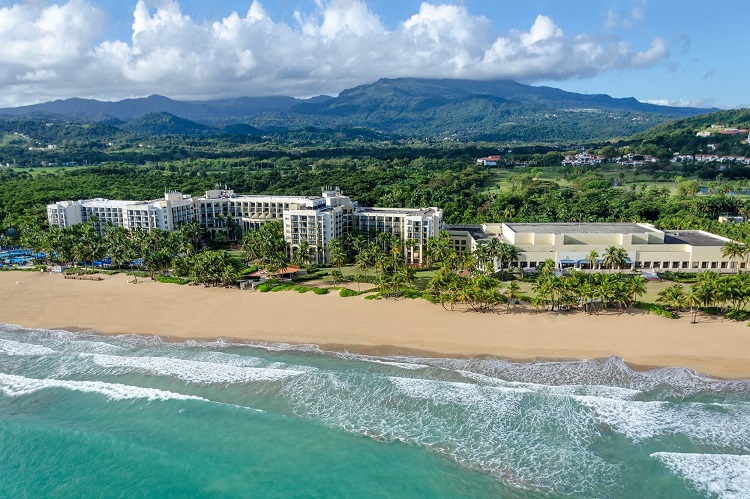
[357, 207, 440, 216]
[445, 224, 489, 241]
[504, 223, 659, 235]
[663, 231, 729, 247]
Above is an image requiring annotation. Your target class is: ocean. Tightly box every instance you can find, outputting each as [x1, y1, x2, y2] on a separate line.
[0, 323, 748, 498]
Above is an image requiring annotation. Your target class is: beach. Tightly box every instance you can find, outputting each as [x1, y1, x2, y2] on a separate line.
[1, 271, 749, 379]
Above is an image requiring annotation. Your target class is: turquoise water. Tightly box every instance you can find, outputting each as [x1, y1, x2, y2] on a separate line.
[1, 324, 749, 498]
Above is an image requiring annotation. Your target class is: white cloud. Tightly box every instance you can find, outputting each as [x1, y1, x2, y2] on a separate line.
[642, 98, 716, 108]
[0, 0, 673, 107]
[604, 0, 648, 30]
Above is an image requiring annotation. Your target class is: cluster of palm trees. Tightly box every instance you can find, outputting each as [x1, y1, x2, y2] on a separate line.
[425, 233, 522, 313]
[345, 233, 416, 292]
[239, 222, 288, 275]
[531, 263, 646, 313]
[20, 218, 242, 285]
[657, 271, 750, 323]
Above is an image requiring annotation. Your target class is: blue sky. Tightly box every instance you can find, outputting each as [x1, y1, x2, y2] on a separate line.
[0, 0, 746, 108]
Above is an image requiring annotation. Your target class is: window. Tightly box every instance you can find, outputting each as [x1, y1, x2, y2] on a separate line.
[701, 262, 708, 269]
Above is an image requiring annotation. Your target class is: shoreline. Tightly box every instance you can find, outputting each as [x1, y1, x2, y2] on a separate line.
[2, 271, 750, 379]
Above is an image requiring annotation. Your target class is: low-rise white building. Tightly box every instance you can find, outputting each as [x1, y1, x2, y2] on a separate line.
[446, 222, 737, 272]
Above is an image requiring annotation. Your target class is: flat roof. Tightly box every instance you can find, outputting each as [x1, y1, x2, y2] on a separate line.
[445, 225, 489, 240]
[664, 231, 728, 247]
[504, 223, 659, 235]
[357, 207, 440, 216]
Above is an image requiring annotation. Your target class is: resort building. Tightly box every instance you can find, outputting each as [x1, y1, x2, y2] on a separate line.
[354, 207, 443, 265]
[46, 188, 442, 265]
[446, 222, 737, 273]
[50, 191, 733, 272]
[46, 192, 194, 232]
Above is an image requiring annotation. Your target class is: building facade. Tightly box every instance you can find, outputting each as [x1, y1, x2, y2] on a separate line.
[46, 188, 443, 265]
[446, 222, 737, 272]
[353, 207, 442, 265]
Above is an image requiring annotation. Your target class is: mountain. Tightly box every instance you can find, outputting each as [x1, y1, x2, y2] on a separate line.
[0, 94, 324, 123]
[625, 108, 750, 157]
[633, 109, 750, 140]
[0, 78, 718, 142]
[252, 78, 716, 141]
[120, 112, 213, 136]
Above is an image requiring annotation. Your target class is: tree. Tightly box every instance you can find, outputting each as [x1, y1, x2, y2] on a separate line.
[602, 246, 628, 270]
[328, 239, 347, 285]
[657, 284, 686, 311]
[504, 280, 520, 313]
[721, 241, 746, 273]
[586, 250, 599, 271]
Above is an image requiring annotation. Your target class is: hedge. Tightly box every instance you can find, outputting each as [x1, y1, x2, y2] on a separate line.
[635, 302, 679, 319]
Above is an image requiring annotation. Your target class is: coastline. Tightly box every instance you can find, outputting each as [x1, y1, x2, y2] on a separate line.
[2, 271, 750, 379]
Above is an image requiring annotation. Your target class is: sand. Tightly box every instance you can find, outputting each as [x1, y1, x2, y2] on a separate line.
[1, 271, 749, 379]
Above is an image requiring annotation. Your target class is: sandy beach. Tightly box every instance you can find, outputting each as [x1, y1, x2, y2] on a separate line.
[1, 271, 749, 379]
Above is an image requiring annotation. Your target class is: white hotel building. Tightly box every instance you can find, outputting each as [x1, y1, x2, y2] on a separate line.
[47, 188, 443, 265]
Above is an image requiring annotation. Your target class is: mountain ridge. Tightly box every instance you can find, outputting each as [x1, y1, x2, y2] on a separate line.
[0, 78, 719, 141]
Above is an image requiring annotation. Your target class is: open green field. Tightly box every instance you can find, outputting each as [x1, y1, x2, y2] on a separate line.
[479, 165, 750, 196]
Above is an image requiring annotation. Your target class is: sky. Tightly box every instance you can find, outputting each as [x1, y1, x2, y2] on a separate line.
[0, 0, 747, 108]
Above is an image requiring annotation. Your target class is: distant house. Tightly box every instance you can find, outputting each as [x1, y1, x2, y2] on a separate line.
[719, 215, 746, 224]
[476, 155, 501, 166]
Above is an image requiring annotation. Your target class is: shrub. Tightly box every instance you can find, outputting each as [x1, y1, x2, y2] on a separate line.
[339, 288, 359, 297]
[364, 294, 382, 300]
[239, 266, 258, 276]
[271, 284, 294, 292]
[296, 286, 309, 293]
[726, 309, 750, 321]
[313, 287, 329, 295]
[156, 275, 190, 285]
[352, 274, 379, 284]
[635, 302, 679, 319]
[292, 271, 327, 282]
[125, 270, 149, 278]
[401, 288, 422, 299]
[256, 283, 274, 292]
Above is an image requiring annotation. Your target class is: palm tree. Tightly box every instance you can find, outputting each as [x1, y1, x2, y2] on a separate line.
[721, 241, 746, 273]
[602, 246, 628, 270]
[586, 250, 599, 271]
[504, 281, 520, 313]
[327, 239, 347, 285]
[682, 288, 702, 324]
[626, 276, 647, 307]
[657, 284, 686, 311]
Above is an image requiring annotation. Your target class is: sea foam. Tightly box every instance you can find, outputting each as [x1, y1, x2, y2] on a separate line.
[84, 353, 305, 384]
[651, 452, 750, 499]
[0, 338, 55, 356]
[0, 372, 207, 402]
